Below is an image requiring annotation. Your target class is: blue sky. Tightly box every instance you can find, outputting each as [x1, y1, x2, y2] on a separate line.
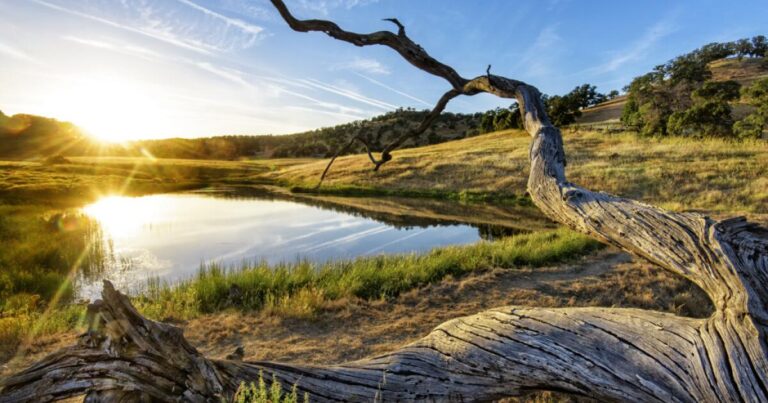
[0, 0, 766, 141]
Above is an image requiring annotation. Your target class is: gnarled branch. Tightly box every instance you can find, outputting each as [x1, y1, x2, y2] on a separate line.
[0, 282, 718, 402]
[2, 1, 767, 402]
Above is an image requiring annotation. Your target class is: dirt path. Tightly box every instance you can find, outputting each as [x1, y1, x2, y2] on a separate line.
[183, 249, 709, 365]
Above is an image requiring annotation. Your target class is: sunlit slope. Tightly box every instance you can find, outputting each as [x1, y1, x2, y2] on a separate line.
[0, 157, 312, 200]
[274, 129, 768, 215]
[577, 57, 768, 124]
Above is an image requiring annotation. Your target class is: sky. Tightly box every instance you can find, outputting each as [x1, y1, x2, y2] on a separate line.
[0, 0, 766, 141]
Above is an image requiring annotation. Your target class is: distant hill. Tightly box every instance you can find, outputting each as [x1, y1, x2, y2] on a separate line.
[121, 108, 482, 160]
[0, 110, 93, 160]
[577, 57, 768, 126]
[0, 107, 483, 160]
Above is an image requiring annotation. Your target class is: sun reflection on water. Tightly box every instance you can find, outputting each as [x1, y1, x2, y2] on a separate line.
[81, 195, 171, 238]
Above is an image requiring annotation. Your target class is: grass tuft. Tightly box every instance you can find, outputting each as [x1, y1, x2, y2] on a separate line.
[233, 371, 307, 403]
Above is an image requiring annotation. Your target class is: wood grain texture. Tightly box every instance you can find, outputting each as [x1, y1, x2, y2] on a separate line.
[1, 1, 766, 401]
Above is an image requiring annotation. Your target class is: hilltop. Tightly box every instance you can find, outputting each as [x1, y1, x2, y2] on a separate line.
[577, 57, 768, 126]
[0, 108, 483, 160]
[0, 111, 93, 159]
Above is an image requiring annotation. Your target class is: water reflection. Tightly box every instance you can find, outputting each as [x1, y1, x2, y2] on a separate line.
[78, 191, 526, 298]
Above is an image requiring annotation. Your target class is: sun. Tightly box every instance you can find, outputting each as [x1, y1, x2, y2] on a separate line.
[44, 74, 168, 142]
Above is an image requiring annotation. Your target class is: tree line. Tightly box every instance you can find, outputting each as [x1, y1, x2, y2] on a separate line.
[477, 84, 620, 133]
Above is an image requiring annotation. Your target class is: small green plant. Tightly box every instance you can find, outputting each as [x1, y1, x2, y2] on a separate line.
[232, 371, 308, 403]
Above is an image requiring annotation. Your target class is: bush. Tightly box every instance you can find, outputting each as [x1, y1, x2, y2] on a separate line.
[668, 102, 734, 137]
[734, 114, 766, 139]
[734, 78, 768, 139]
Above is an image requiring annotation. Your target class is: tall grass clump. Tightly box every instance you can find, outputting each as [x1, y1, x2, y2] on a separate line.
[0, 205, 106, 304]
[136, 228, 602, 320]
[0, 293, 87, 361]
[232, 371, 307, 403]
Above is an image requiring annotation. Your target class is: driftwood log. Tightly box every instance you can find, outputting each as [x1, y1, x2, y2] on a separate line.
[2, 1, 768, 401]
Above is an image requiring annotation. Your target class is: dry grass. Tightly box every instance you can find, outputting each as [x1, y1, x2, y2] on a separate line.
[274, 129, 768, 216]
[121, 249, 708, 378]
[0, 156, 313, 202]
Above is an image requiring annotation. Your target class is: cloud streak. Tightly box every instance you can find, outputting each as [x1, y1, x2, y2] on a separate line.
[353, 72, 432, 107]
[31, 0, 215, 54]
[515, 25, 562, 78]
[32, 0, 266, 54]
[295, 0, 379, 16]
[333, 57, 390, 75]
[174, 0, 264, 38]
[299, 78, 398, 110]
[0, 42, 35, 62]
[588, 18, 678, 75]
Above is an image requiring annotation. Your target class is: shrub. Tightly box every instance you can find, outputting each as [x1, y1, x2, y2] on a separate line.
[734, 78, 768, 139]
[232, 372, 307, 403]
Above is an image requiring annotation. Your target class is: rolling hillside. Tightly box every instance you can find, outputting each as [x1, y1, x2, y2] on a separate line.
[274, 129, 768, 216]
[576, 57, 768, 126]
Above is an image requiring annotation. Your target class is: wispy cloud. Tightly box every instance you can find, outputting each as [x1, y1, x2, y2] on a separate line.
[352, 72, 432, 107]
[546, 0, 570, 11]
[333, 57, 390, 75]
[195, 62, 254, 88]
[254, 75, 375, 119]
[299, 78, 398, 110]
[0, 42, 35, 62]
[588, 18, 678, 75]
[31, 0, 265, 54]
[62, 35, 161, 59]
[295, 0, 379, 16]
[174, 0, 264, 42]
[218, 0, 275, 21]
[31, 0, 215, 54]
[515, 25, 562, 78]
[62, 36, 114, 50]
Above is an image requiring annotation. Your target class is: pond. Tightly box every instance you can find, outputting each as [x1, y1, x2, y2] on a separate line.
[76, 189, 550, 298]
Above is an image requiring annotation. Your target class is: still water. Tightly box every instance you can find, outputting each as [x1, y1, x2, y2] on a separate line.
[77, 191, 487, 297]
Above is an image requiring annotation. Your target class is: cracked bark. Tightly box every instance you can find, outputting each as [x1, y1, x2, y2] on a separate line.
[2, 1, 767, 401]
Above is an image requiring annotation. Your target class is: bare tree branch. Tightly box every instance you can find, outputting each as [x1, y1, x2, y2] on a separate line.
[269, 0, 466, 89]
[317, 133, 360, 188]
[382, 18, 405, 36]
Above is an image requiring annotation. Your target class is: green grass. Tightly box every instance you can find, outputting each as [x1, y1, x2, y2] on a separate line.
[1, 227, 599, 362]
[287, 183, 530, 205]
[0, 294, 87, 362]
[0, 205, 107, 303]
[135, 228, 602, 320]
[233, 372, 307, 403]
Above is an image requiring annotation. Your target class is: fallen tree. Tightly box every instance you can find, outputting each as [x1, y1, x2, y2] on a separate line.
[2, 1, 768, 401]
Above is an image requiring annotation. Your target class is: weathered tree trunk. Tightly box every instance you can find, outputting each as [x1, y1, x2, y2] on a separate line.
[2, 1, 767, 401]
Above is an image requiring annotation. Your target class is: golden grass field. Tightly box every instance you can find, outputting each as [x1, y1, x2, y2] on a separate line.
[2, 129, 767, 402]
[274, 129, 768, 217]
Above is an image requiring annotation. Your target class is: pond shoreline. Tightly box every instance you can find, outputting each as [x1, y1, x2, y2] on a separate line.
[76, 188, 545, 299]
